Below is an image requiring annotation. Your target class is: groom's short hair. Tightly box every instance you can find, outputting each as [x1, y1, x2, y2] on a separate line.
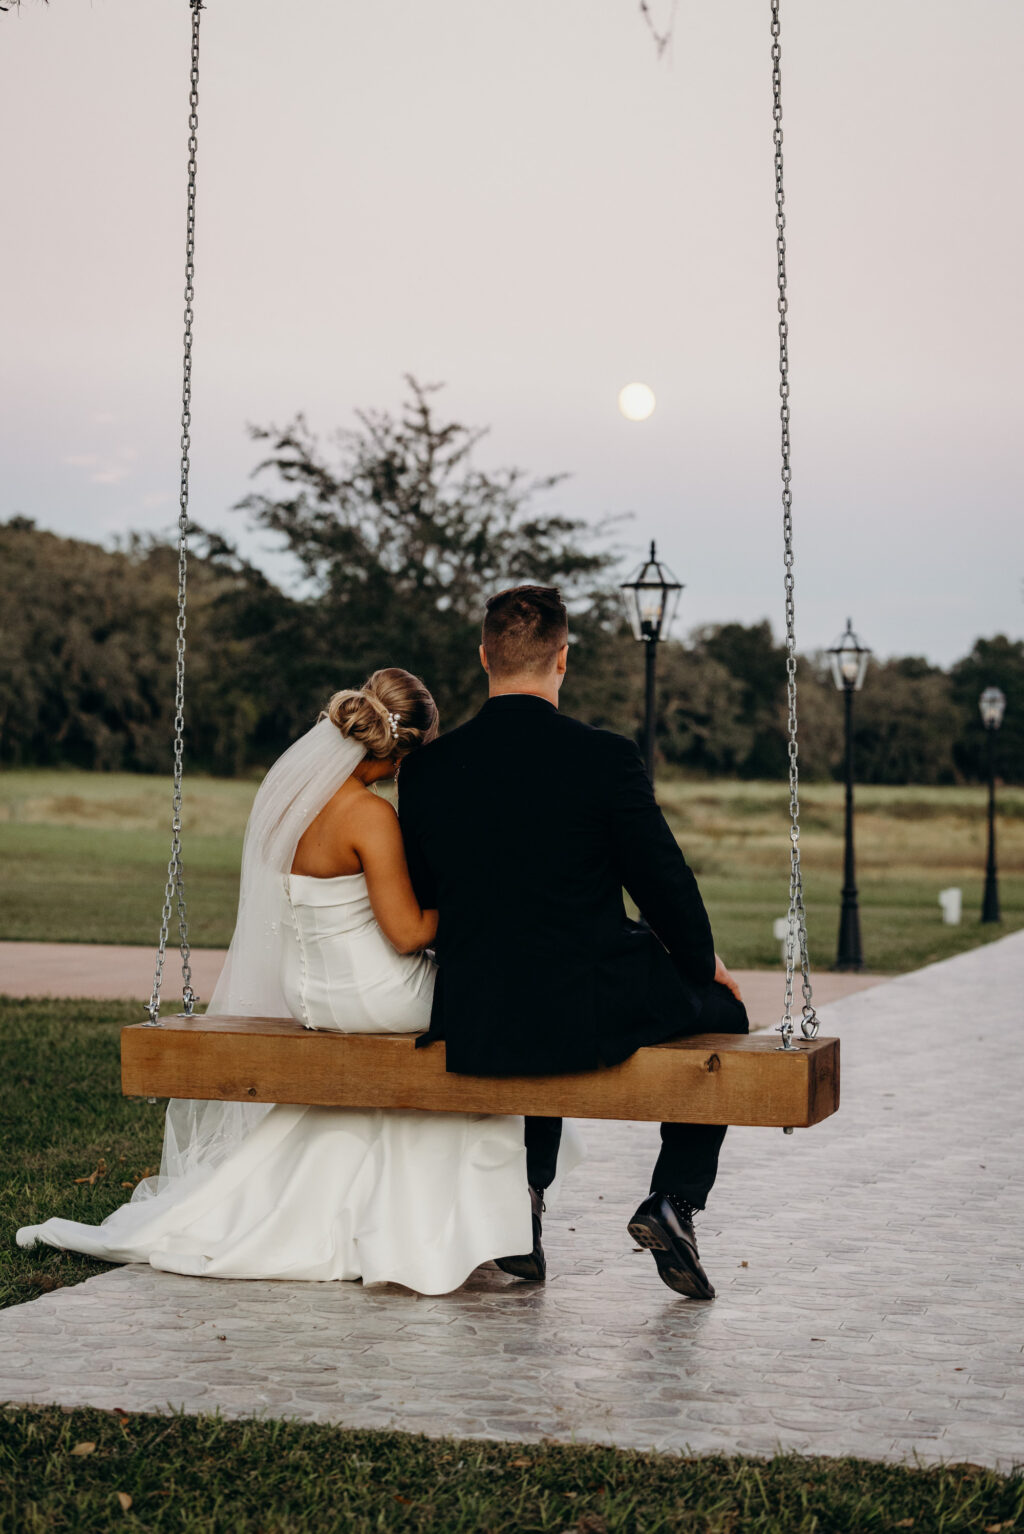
[482, 585, 569, 678]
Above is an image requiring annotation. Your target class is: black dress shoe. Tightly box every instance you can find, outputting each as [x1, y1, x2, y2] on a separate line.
[627, 1192, 715, 1300]
[495, 1185, 546, 1281]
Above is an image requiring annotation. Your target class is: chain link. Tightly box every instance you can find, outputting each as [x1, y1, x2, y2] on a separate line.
[771, 0, 817, 1050]
[146, 0, 204, 1026]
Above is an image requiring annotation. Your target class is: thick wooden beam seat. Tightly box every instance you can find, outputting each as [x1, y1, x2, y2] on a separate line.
[121, 1015, 839, 1129]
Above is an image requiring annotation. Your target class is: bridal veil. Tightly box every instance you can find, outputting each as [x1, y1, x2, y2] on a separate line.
[137, 717, 364, 1198]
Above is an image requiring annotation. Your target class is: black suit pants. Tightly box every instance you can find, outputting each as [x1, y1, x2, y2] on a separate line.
[523, 981, 750, 1208]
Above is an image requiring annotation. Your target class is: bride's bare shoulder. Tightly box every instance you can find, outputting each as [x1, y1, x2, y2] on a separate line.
[342, 785, 400, 833]
[307, 780, 396, 837]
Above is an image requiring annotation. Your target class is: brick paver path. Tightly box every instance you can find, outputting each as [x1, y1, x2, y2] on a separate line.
[3, 934, 1022, 1466]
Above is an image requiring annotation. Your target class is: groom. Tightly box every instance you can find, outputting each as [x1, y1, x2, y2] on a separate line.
[398, 585, 749, 1300]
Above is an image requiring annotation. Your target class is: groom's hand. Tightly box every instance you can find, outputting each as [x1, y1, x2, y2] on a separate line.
[714, 953, 743, 1004]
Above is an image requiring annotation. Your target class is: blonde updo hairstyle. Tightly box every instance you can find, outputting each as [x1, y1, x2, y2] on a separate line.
[322, 668, 439, 762]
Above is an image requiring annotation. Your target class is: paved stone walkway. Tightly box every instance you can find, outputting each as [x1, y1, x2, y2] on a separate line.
[3, 934, 1022, 1467]
[0, 940, 882, 1022]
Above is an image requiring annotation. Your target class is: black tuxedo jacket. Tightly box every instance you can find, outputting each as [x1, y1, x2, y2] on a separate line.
[398, 693, 717, 1076]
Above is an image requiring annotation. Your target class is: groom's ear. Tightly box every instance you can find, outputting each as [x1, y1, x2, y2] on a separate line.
[479, 644, 490, 675]
[556, 643, 569, 675]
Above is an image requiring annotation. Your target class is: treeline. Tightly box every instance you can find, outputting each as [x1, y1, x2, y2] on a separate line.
[1, 381, 1021, 784]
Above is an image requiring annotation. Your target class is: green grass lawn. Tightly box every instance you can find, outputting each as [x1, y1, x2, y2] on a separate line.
[2, 1408, 1022, 1533]
[1, 769, 1022, 971]
[0, 998, 162, 1310]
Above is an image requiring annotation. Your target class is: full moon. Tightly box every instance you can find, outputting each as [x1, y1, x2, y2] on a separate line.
[618, 382, 656, 422]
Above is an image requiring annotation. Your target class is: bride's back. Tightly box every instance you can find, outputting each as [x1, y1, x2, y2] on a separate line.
[291, 778, 372, 879]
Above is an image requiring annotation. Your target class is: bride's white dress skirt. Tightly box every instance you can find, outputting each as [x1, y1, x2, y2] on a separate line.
[18, 873, 538, 1296]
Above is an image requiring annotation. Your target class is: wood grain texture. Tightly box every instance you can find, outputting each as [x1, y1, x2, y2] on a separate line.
[121, 1016, 839, 1128]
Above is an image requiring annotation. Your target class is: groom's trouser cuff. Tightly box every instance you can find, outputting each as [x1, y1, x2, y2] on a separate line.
[650, 1121, 728, 1209]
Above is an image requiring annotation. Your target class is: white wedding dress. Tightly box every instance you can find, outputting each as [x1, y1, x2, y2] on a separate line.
[17, 721, 541, 1295]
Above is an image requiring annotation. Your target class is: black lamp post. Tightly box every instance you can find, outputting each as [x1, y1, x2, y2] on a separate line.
[979, 685, 1006, 924]
[620, 541, 683, 782]
[827, 618, 871, 972]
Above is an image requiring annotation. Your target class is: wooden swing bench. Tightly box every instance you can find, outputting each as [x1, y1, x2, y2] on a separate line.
[121, 1015, 839, 1129]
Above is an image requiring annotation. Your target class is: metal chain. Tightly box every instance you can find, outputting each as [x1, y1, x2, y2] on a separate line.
[146, 0, 204, 1026]
[771, 0, 817, 1050]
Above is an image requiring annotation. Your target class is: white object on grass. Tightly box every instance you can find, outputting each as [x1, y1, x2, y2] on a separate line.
[773, 915, 797, 962]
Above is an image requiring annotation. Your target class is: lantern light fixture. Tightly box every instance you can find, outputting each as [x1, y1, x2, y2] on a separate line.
[619, 540, 683, 644]
[979, 686, 1006, 730]
[827, 617, 871, 692]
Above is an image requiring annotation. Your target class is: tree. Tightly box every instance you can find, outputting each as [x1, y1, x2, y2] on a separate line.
[236, 377, 621, 732]
[694, 621, 790, 778]
[655, 642, 751, 774]
[1, 521, 201, 770]
[0, 518, 287, 774]
[851, 658, 960, 786]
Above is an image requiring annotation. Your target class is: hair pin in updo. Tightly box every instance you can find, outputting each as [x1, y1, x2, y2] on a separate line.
[387, 711, 400, 736]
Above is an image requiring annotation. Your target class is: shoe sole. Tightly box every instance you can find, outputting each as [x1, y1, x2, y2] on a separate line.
[627, 1215, 715, 1301]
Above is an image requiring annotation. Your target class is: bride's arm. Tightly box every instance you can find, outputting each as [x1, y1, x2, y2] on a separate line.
[353, 796, 439, 954]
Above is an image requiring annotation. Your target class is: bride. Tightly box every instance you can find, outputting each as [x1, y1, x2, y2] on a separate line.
[18, 669, 537, 1295]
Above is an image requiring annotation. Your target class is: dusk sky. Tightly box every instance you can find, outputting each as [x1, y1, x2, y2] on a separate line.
[2, 0, 1021, 667]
